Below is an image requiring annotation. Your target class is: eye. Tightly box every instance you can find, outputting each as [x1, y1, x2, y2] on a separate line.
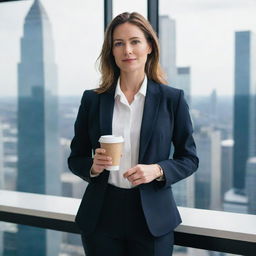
[114, 41, 123, 47]
[131, 40, 140, 45]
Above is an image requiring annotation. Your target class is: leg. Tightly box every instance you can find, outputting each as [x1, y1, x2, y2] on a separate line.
[81, 231, 126, 256]
[81, 185, 128, 256]
[126, 231, 174, 256]
[123, 188, 174, 256]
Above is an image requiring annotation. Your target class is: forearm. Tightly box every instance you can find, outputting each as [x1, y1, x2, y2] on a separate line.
[157, 155, 199, 188]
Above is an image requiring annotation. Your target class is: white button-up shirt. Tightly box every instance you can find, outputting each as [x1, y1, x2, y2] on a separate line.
[108, 76, 147, 189]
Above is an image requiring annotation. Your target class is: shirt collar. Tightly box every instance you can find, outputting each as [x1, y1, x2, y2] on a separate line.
[115, 75, 148, 99]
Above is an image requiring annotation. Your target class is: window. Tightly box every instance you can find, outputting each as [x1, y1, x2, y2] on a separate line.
[113, 0, 147, 18]
[0, 1, 103, 255]
[159, 0, 256, 254]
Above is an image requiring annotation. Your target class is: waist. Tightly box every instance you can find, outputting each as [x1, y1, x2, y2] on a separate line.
[106, 183, 139, 193]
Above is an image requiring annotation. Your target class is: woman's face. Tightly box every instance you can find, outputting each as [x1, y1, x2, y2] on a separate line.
[112, 22, 152, 75]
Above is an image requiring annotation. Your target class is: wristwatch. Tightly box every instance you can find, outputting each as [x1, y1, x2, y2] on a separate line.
[155, 164, 164, 181]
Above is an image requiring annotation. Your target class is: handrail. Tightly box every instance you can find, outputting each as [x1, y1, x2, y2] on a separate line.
[0, 190, 256, 255]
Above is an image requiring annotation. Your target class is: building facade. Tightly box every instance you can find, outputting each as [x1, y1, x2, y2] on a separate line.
[177, 67, 191, 106]
[159, 15, 177, 86]
[16, 1, 61, 255]
[233, 31, 255, 192]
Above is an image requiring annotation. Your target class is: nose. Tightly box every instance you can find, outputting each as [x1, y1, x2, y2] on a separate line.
[123, 43, 132, 56]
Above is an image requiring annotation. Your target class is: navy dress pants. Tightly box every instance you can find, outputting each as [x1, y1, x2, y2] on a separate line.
[81, 184, 174, 256]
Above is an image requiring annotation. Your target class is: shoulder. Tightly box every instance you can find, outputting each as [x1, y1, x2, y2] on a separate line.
[82, 89, 99, 99]
[158, 83, 183, 98]
[149, 81, 186, 112]
[80, 89, 99, 104]
[149, 80, 183, 101]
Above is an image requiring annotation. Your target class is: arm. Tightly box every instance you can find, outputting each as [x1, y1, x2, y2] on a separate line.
[68, 91, 98, 183]
[157, 90, 199, 188]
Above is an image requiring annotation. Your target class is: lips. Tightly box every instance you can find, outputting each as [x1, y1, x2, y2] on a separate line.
[122, 58, 136, 62]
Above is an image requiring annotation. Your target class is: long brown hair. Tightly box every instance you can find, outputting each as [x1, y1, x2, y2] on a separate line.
[95, 12, 167, 93]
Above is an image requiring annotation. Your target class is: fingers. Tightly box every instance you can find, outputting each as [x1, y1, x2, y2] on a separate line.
[123, 166, 144, 185]
[95, 150, 112, 164]
[95, 148, 106, 154]
[123, 164, 157, 186]
[123, 167, 137, 179]
[92, 148, 112, 173]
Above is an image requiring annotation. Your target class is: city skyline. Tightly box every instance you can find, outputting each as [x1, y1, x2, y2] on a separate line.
[233, 31, 255, 192]
[0, 1, 256, 255]
[16, 1, 61, 255]
[0, 0, 256, 96]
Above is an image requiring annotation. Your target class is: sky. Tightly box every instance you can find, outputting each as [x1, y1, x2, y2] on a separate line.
[0, 0, 256, 97]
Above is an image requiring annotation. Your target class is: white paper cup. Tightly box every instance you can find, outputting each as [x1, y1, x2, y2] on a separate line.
[98, 135, 124, 171]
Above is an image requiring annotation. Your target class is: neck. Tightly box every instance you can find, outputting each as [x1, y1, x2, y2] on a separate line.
[120, 71, 145, 93]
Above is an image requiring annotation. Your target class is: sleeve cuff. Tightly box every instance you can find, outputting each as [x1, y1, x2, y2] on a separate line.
[155, 164, 165, 181]
[90, 168, 100, 177]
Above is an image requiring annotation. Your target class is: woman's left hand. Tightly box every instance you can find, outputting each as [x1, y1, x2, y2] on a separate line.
[123, 164, 162, 186]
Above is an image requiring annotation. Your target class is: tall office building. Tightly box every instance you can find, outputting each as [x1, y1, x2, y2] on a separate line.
[177, 67, 191, 106]
[61, 172, 84, 199]
[61, 172, 85, 253]
[173, 175, 195, 208]
[60, 138, 72, 173]
[17, 1, 61, 255]
[0, 121, 4, 190]
[210, 89, 217, 126]
[223, 188, 248, 214]
[246, 157, 256, 214]
[221, 140, 233, 199]
[194, 127, 222, 210]
[248, 34, 256, 158]
[233, 31, 256, 192]
[159, 15, 177, 86]
[224, 31, 256, 214]
[0, 121, 4, 256]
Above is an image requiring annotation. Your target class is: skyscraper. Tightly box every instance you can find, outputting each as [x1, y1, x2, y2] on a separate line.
[223, 188, 248, 214]
[246, 157, 256, 214]
[177, 67, 191, 106]
[173, 175, 195, 208]
[0, 121, 4, 256]
[221, 140, 233, 199]
[233, 31, 256, 192]
[17, 0, 61, 255]
[210, 89, 217, 126]
[0, 120, 4, 190]
[159, 15, 177, 86]
[194, 127, 222, 210]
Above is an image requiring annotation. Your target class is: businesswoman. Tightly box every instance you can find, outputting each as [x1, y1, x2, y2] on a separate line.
[68, 12, 198, 256]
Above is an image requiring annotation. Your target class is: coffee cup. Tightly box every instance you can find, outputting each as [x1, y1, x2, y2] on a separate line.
[98, 135, 124, 171]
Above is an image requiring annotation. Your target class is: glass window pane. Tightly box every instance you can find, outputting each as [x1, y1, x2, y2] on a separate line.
[0, 0, 103, 194]
[0, 1, 104, 255]
[113, 0, 147, 18]
[0, 223, 84, 256]
[159, 0, 256, 216]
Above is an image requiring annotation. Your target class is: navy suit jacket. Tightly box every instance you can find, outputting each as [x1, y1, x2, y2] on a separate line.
[68, 79, 199, 237]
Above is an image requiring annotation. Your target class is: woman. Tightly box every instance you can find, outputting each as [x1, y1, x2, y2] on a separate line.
[68, 12, 198, 256]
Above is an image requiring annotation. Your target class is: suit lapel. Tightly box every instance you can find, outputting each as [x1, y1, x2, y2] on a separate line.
[99, 86, 115, 136]
[138, 80, 161, 163]
[99, 80, 161, 164]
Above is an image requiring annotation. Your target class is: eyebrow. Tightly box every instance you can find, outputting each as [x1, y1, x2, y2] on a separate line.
[113, 37, 141, 42]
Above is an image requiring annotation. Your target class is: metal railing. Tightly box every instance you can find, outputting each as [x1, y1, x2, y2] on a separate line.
[0, 190, 256, 255]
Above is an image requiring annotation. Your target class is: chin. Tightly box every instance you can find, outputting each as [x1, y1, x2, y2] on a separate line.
[120, 66, 142, 73]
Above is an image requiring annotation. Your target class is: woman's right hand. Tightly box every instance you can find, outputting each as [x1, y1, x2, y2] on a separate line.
[91, 148, 112, 175]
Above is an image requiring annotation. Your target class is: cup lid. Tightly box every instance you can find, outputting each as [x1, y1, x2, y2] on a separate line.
[99, 135, 124, 143]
